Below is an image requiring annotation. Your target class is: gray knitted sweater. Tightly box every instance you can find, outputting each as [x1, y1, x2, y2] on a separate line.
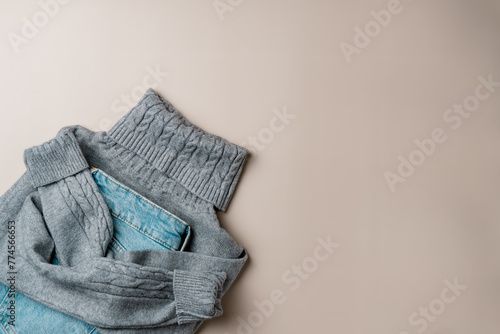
[0, 89, 249, 333]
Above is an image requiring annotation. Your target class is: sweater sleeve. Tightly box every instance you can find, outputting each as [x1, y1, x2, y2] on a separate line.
[0, 130, 247, 329]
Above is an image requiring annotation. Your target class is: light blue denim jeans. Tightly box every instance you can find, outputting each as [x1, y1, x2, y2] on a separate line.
[0, 167, 191, 333]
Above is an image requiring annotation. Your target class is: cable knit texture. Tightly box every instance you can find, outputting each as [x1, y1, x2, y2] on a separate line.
[0, 89, 248, 333]
[108, 89, 248, 212]
[55, 171, 114, 257]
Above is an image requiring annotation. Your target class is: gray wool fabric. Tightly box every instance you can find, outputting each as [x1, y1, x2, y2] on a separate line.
[0, 88, 249, 333]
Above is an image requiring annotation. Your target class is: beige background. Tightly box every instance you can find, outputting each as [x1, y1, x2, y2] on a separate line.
[1, 0, 500, 333]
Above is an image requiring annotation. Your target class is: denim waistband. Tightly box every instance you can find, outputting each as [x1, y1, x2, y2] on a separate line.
[90, 166, 192, 251]
[23, 88, 249, 212]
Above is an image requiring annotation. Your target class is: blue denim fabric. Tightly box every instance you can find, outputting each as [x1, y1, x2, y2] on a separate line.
[0, 167, 191, 333]
[91, 167, 191, 253]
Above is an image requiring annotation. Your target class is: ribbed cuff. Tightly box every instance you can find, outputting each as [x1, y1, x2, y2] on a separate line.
[173, 269, 227, 325]
[24, 129, 89, 188]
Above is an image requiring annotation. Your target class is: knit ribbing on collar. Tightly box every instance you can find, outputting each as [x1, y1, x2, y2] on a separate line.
[107, 89, 248, 212]
[22, 89, 248, 212]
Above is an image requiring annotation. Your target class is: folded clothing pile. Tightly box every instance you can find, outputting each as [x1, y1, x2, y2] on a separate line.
[0, 88, 249, 334]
